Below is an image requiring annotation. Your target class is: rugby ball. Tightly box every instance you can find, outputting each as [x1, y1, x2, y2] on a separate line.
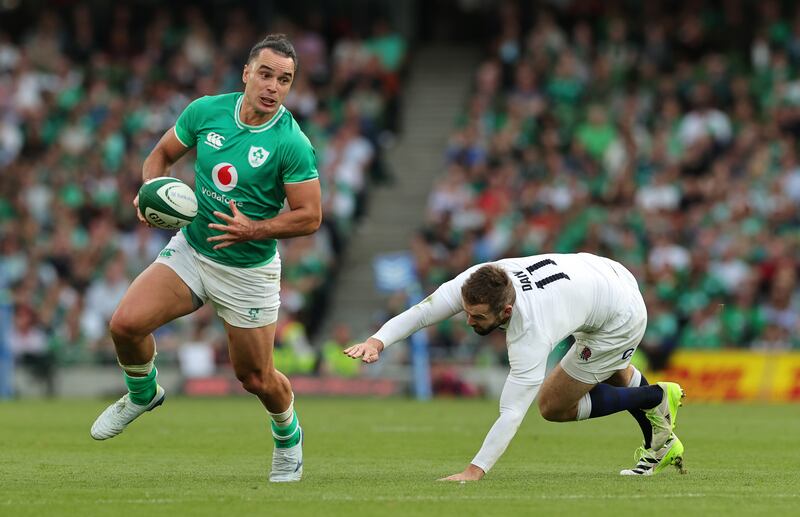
[138, 177, 198, 229]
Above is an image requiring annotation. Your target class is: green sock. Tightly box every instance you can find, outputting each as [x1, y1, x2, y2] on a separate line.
[124, 367, 157, 406]
[271, 411, 302, 448]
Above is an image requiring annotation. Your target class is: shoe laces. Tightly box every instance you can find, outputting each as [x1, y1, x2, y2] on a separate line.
[112, 397, 129, 414]
[633, 436, 672, 464]
[273, 447, 300, 472]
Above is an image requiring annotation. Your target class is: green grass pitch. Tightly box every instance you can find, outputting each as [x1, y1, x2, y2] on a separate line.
[1, 397, 798, 516]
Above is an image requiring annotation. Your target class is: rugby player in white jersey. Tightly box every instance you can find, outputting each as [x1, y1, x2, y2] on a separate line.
[345, 253, 686, 479]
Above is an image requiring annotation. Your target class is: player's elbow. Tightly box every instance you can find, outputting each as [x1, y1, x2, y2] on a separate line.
[301, 208, 322, 235]
[309, 210, 322, 232]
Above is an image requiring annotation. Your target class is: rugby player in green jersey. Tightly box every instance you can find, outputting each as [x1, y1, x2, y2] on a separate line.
[91, 34, 320, 483]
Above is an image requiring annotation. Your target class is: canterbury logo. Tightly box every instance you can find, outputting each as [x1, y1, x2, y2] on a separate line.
[204, 132, 225, 149]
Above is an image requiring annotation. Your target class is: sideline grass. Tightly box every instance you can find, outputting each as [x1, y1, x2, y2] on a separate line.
[1, 397, 798, 516]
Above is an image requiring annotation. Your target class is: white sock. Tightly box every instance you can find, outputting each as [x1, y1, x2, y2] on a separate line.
[269, 393, 295, 427]
[576, 392, 592, 421]
[627, 366, 643, 388]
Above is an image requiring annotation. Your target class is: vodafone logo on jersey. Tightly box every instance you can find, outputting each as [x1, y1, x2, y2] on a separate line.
[211, 163, 238, 192]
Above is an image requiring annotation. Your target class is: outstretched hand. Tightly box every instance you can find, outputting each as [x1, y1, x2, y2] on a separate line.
[207, 200, 256, 250]
[343, 337, 385, 363]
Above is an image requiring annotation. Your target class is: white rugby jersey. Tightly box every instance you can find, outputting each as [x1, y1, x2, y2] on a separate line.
[372, 252, 636, 471]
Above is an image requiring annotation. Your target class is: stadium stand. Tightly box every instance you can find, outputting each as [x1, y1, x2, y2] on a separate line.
[5, 0, 800, 398]
[384, 0, 800, 378]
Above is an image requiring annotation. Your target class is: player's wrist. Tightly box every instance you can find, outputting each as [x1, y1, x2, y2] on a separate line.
[454, 464, 484, 480]
[141, 170, 168, 182]
[467, 464, 485, 476]
[367, 337, 385, 352]
[252, 219, 273, 240]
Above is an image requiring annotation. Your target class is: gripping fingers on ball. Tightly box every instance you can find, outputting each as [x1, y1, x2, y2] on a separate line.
[137, 212, 153, 227]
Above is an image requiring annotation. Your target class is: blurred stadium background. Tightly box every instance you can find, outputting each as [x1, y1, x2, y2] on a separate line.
[2, 0, 800, 406]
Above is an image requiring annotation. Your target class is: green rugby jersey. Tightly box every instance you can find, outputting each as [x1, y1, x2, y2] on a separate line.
[173, 93, 318, 267]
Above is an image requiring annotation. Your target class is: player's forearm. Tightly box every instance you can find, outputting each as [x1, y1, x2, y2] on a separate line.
[142, 149, 174, 181]
[373, 282, 463, 348]
[253, 207, 322, 239]
[373, 304, 435, 348]
[470, 410, 526, 472]
[142, 128, 191, 182]
[471, 379, 540, 472]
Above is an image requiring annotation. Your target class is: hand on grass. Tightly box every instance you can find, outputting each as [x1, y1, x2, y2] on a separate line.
[438, 464, 485, 482]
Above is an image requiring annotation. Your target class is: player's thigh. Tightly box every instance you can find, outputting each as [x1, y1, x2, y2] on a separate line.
[539, 364, 595, 410]
[225, 321, 278, 375]
[561, 304, 646, 387]
[603, 365, 634, 387]
[112, 263, 198, 335]
[198, 254, 281, 375]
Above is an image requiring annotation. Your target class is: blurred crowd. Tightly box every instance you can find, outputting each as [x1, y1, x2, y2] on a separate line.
[403, 0, 800, 373]
[0, 2, 406, 392]
[6, 0, 800, 398]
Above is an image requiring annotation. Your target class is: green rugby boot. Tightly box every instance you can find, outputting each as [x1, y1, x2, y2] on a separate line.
[645, 382, 685, 450]
[620, 434, 686, 476]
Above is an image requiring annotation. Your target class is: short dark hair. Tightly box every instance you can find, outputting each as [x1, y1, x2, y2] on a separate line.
[461, 265, 516, 313]
[247, 34, 297, 71]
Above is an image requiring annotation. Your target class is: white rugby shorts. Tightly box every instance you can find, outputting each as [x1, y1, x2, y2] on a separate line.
[560, 259, 647, 384]
[155, 231, 281, 328]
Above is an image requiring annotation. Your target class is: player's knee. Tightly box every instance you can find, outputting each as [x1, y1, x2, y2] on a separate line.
[236, 370, 264, 394]
[109, 308, 146, 341]
[538, 398, 568, 422]
[236, 368, 279, 395]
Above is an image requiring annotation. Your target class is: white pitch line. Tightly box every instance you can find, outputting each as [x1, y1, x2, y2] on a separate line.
[3, 493, 798, 506]
[309, 493, 800, 502]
